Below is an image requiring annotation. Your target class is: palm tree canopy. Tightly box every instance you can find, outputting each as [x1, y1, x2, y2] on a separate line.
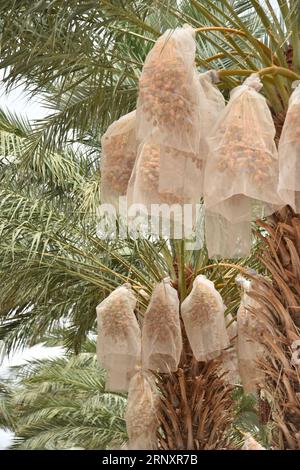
[0, 341, 127, 450]
[0, 0, 296, 451]
[0, 0, 282, 353]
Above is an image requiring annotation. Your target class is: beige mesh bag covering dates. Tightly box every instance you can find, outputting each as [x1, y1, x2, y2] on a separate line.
[198, 70, 225, 163]
[96, 284, 141, 392]
[127, 139, 201, 208]
[219, 313, 239, 385]
[156, 70, 225, 203]
[137, 26, 201, 154]
[125, 370, 159, 450]
[237, 277, 265, 393]
[181, 275, 229, 361]
[278, 81, 300, 211]
[100, 111, 137, 209]
[142, 278, 182, 373]
[204, 74, 283, 258]
[128, 26, 204, 216]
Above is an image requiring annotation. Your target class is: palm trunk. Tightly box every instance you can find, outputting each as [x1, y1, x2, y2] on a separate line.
[253, 206, 300, 449]
[156, 266, 235, 450]
[156, 344, 234, 449]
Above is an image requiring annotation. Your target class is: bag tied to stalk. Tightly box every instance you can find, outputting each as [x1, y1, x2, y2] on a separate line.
[236, 276, 265, 393]
[101, 111, 137, 210]
[198, 70, 225, 164]
[137, 25, 201, 155]
[127, 26, 204, 236]
[142, 278, 182, 373]
[96, 284, 141, 392]
[278, 80, 300, 211]
[204, 74, 284, 258]
[181, 274, 229, 362]
[125, 370, 159, 450]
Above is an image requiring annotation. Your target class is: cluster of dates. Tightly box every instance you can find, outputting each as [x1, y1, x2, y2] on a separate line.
[278, 81, 300, 211]
[96, 271, 268, 449]
[100, 27, 299, 258]
[101, 26, 213, 214]
[216, 126, 273, 185]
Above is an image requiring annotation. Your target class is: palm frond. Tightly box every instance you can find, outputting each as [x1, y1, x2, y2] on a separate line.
[1, 350, 127, 449]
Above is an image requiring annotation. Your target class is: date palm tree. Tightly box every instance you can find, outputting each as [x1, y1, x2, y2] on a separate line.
[0, 0, 299, 449]
[0, 339, 127, 449]
[0, 100, 264, 449]
[0, 334, 266, 450]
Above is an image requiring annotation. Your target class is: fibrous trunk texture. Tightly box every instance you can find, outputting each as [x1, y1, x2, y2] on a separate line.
[253, 206, 300, 449]
[156, 323, 234, 450]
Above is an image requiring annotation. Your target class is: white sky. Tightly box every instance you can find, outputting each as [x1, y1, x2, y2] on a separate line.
[0, 73, 47, 120]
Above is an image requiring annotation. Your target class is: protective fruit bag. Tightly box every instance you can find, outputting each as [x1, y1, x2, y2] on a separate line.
[156, 70, 225, 201]
[219, 313, 239, 385]
[127, 138, 201, 207]
[125, 370, 159, 450]
[205, 212, 253, 258]
[204, 74, 283, 257]
[155, 71, 225, 203]
[142, 278, 182, 373]
[96, 284, 141, 392]
[236, 277, 265, 393]
[128, 26, 204, 227]
[100, 110, 137, 209]
[137, 26, 201, 155]
[278, 81, 300, 211]
[198, 70, 225, 162]
[181, 275, 229, 361]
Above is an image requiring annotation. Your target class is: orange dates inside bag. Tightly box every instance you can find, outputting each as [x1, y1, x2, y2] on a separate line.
[278, 81, 300, 211]
[137, 26, 201, 155]
[101, 111, 137, 209]
[181, 275, 229, 362]
[125, 371, 159, 450]
[204, 74, 283, 258]
[96, 284, 141, 392]
[142, 278, 182, 373]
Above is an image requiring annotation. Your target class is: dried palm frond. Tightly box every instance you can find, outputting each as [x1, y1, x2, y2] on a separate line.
[253, 206, 300, 449]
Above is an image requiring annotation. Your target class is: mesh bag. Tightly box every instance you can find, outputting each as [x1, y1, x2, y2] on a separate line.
[155, 71, 225, 202]
[142, 278, 182, 373]
[137, 26, 201, 154]
[101, 111, 137, 209]
[237, 277, 265, 393]
[242, 435, 265, 450]
[96, 284, 141, 392]
[127, 138, 202, 208]
[125, 370, 159, 450]
[181, 275, 229, 361]
[127, 140, 187, 207]
[198, 70, 225, 162]
[132, 26, 204, 214]
[278, 81, 300, 211]
[219, 313, 239, 385]
[205, 213, 252, 258]
[204, 74, 283, 257]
